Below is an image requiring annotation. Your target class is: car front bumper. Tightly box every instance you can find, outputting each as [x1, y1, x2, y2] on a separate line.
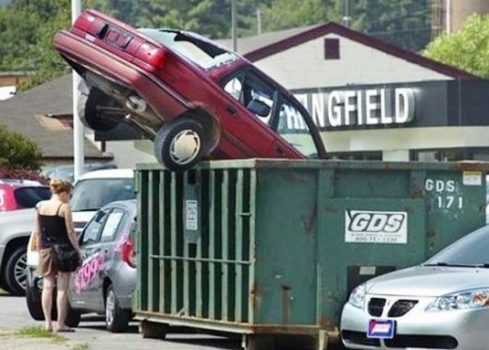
[341, 295, 489, 349]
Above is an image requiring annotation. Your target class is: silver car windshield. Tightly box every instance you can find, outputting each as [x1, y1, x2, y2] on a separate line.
[138, 28, 237, 70]
[424, 226, 489, 267]
[71, 178, 135, 212]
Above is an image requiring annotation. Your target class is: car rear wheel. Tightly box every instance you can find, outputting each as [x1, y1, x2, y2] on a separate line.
[4, 245, 27, 296]
[81, 87, 123, 131]
[105, 285, 131, 333]
[153, 117, 205, 171]
[65, 302, 81, 328]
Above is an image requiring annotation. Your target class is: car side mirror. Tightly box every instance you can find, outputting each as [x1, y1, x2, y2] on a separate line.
[247, 98, 271, 118]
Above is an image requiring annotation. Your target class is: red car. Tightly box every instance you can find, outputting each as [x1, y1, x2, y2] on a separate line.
[0, 180, 50, 211]
[54, 10, 326, 171]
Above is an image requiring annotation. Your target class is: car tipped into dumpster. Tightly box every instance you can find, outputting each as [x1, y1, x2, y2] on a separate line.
[53, 9, 326, 171]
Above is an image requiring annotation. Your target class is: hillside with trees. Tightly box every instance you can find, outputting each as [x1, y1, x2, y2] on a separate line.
[0, 0, 435, 90]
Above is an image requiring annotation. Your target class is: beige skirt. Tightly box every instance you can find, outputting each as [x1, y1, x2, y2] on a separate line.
[36, 248, 55, 276]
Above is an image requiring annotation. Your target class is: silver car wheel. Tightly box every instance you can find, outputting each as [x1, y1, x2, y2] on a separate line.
[106, 289, 115, 327]
[14, 252, 27, 290]
[169, 129, 201, 165]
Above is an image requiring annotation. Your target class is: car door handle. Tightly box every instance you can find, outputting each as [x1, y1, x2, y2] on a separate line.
[226, 105, 237, 116]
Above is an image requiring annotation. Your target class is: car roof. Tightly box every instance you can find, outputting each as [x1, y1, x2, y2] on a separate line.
[77, 168, 134, 181]
[0, 179, 45, 187]
[102, 199, 137, 213]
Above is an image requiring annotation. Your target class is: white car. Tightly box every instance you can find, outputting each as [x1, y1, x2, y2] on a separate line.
[25, 168, 135, 321]
[341, 225, 489, 350]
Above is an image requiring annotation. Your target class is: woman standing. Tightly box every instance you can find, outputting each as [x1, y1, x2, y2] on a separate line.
[34, 179, 81, 332]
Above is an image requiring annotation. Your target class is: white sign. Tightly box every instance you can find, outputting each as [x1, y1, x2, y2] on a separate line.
[294, 87, 415, 129]
[345, 210, 408, 244]
[185, 200, 198, 231]
[463, 171, 482, 186]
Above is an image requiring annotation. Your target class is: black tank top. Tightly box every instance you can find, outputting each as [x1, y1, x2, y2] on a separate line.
[38, 203, 70, 248]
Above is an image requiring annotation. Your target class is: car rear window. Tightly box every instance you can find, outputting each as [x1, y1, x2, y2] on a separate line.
[14, 187, 51, 208]
[139, 29, 237, 70]
[71, 178, 135, 212]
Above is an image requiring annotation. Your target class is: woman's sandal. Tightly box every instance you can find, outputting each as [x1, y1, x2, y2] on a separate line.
[56, 328, 75, 333]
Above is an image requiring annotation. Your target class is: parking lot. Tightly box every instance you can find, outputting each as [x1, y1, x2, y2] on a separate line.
[0, 294, 240, 350]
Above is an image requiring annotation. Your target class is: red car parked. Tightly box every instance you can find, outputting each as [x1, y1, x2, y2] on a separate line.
[54, 10, 326, 171]
[0, 180, 50, 211]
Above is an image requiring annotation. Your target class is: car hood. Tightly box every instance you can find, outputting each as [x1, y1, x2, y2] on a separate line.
[366, 265, 489, 297]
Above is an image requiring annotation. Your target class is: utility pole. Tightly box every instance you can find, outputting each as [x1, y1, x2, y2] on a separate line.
[72, 0, 85, 182]
[342, 0, 351, 27]
[256, 8, 262, 35]
[446, 0, 451, 34]
[231, 0, 238, 51]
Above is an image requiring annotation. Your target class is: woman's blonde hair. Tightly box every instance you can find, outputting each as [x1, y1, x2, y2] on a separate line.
[49, 178, 73, 195]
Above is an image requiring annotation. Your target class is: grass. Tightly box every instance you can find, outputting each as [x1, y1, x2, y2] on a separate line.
[72, 343, 90, 350]
[17, 326, 67, 343]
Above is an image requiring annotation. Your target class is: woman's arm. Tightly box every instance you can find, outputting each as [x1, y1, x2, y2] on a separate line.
[62, 204, 81, 254]
[33, 209, 41, 251]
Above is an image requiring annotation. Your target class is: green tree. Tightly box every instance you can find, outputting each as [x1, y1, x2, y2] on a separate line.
[261, 0, 431, 51]
[424, 14, 489, 78]
[261, 0, 338, 32]
[0, 124, 43, 170]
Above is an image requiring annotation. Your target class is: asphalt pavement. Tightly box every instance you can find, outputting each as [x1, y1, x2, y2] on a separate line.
[0, 294, 240, 350]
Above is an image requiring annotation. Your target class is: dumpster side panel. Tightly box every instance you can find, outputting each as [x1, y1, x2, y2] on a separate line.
[134, 161, 487, 339]
[254, 169, 318, 326]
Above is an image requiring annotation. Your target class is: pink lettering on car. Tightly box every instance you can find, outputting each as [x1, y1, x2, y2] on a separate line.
[74, 252, 106, 294]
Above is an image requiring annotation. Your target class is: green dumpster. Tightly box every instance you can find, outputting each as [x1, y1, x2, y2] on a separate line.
[133, 159, 488, 349]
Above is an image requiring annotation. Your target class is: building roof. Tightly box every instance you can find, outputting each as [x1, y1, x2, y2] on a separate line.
[0, 74, 111, 160]
[218, 22, 478, 80]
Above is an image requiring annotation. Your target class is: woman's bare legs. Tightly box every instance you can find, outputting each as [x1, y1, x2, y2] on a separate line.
[41, 274, 55, 331]
[56, 272, 71, 331]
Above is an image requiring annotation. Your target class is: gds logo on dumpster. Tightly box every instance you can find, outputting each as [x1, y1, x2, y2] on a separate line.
[345, 210, 408, 244]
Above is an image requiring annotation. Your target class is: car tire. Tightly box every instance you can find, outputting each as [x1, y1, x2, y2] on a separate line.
[26, 281, 44, 321]
[82, 87, 122, 131]
[153, 117, 205, 171]
[65, 302, 81, 328]
[4, 245, 27, 296]
[105, 285, 131, 333]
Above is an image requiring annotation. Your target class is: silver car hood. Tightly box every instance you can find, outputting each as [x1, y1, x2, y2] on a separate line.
[366, 265, 489, 297]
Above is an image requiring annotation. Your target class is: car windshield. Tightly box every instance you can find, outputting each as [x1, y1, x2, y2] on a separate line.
[14, 187, 51, 208]
[71, 178, 135, 212]
[138, 28, 237, 70]
[424, 226, 489, 267]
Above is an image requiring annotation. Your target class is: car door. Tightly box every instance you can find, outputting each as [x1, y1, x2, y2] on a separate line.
[221, 68, 326, 158]
[70, 208, 108, 310]
[92, 207, 127, 310]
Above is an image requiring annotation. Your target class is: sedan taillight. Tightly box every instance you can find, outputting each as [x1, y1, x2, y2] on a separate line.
[121, 238, 136, 268]
[133, 42, 166, 70]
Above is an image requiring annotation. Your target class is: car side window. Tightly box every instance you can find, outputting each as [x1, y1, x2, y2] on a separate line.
[277, 100, 318, 158]
[82, 209, 108, 246]
[100, 208, 125, 242]
[223, 72, 275, 126]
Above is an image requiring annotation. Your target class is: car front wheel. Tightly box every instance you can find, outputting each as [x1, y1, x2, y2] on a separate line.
[153, 117, 205, 171]
[105, 285, 131, 333]
[4, 245, 27, 296]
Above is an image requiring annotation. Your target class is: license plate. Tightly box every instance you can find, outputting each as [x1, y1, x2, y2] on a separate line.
[367, 319, 395, 339]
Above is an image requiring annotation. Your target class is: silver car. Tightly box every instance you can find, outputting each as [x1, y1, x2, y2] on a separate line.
[66, 200, 137, 332]
[341, 225, 489, 350]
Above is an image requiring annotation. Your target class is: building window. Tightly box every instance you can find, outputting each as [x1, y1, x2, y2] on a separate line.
[324, 38, 340, 59]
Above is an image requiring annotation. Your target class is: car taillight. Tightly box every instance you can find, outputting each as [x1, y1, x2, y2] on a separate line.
[133, 42, 166, 70]
[121, 238, 136, 268]
[74, 11, 97, 32]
